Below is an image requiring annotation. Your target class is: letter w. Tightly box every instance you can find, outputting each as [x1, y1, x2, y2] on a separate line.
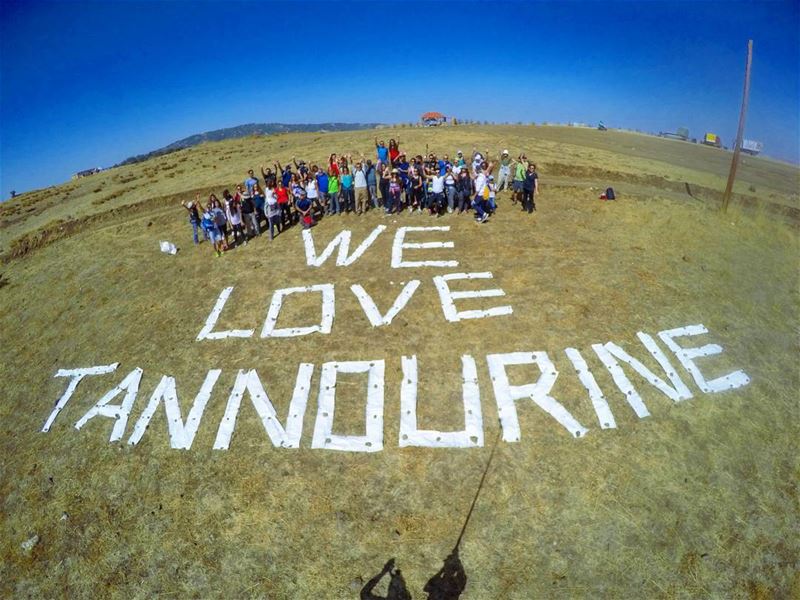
[302, 225, 386, 267]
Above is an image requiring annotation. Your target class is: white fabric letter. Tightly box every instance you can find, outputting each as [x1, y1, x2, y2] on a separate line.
[433, 272, 513, 322]
[42, 363, 119, 432]
[128, 369, 222, 449]
[487, 352, 589, 441]
[311, 360, 385, 452]
[197, 286, 254, 340]
[212, 365, 314, 450]
[351, 280, 421, 327]
[658, 324, 751, 393]
[399, 355, 484, 448]
[260, 284, 335, 338]
[391, 226, 458, 268]
[74, 368, 143, 442]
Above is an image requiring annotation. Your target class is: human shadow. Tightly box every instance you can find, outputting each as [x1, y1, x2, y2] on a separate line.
[423, 549, 467, 600]
[361, 558, 412, 600]
[361, 550, 466, 600]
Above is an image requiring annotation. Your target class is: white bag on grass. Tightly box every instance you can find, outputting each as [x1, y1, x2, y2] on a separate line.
[159, 241, 177, 255]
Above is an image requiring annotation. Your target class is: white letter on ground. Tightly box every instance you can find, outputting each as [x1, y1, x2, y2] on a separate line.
[433, 272, 513, 322]
[658, 324, 751, 393]
[42, 363, 119, 432]
[127, 369, 222, 449]
[212, 365, 314, 450]
[399, 355, 483, 448]
[302, 225, 386, 267]
[564, 348, 617, 429]
[311, 360, 385, 452]
[260, 284, 335, 338]
[197, 286, 254, 340]
[74, 368, 144, 442]
[391, 226, 458, 268]
[487, 352, 588, 441]
[351, 280, 421, 327]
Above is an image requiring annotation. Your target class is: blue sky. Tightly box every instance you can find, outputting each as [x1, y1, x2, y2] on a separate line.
[1, 0, 798, 198]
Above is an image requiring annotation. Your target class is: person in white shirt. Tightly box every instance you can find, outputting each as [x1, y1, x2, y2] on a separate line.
[264, 182, 282, 240]
[353, 155, 369, 215]
[443, 165, 458, 213]
[471, 158, 495, 222]
[423, 169, 446, 216]
[224, 189, 245, 246]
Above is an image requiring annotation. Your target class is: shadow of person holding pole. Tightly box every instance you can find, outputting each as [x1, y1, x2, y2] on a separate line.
[361, 558, 412, 600]
[360, 427, 502, 599]
[422, 548, 467, 599]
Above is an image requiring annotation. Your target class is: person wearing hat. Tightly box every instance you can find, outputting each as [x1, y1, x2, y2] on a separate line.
[454, 150, 466, 169]
[292, 156, 309, 176]
[386, 169, 402, 215]
[487, 175, 497, 213]
[496, 150, 512, 193]
[181, 194, 207, 245]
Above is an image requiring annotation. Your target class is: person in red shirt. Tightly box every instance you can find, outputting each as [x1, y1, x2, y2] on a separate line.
[388, 139, 400, 165]
[275, 179, 291, 228]
[328, 153, 340, 176]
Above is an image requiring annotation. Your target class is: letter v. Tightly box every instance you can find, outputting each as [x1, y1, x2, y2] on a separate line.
[351, 280, 421, 327]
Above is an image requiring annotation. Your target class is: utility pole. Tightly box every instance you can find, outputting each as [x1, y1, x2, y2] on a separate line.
[722, 40, 753, 212]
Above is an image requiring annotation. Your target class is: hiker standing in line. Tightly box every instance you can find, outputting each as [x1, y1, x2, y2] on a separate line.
[522, 163, 539, 213]
[181, 195, 207, 245]
[496, 149, 512, 192]
[511, 154, 527, 205]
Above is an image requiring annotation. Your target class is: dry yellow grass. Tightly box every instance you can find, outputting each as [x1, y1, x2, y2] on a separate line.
[0, 126, 798, 598]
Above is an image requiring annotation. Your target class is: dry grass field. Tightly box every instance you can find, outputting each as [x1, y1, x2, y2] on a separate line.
[1, 125, 798, 598]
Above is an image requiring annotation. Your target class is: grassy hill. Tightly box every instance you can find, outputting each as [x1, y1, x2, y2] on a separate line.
[1, 125, 798, 598]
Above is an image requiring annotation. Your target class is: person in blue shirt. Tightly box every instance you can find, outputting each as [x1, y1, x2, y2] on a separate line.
[439, 154, 452, 176]
[315, 168, 329, 214]
[365, 159, 378, 208]
[375, 137, 389, 169]
[244, 169, 259, 195]
[275, 161, 293, 187]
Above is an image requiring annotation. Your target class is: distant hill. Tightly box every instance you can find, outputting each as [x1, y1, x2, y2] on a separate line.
[116, 122, 382, 166]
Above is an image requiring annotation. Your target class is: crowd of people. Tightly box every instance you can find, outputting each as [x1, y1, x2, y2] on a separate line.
[181, 138, 540, 256]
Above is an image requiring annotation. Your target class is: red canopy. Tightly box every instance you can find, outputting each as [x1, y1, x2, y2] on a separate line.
[421, 111, 445, 120]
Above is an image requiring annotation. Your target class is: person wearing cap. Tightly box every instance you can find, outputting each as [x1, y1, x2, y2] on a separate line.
[292, 156, 309, 176]
[487, 175, 497, 213]
[496, 150, 512, 193]
[454, 150, 466, 169]
[275, 160, 293, 187]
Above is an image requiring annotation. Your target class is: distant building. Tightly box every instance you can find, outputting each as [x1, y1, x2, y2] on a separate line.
[421, 112, 448, 127]
[73, 167, 101, 179]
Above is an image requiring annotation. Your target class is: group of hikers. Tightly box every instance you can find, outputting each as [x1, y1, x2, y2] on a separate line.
[181, 138, 540, 256]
